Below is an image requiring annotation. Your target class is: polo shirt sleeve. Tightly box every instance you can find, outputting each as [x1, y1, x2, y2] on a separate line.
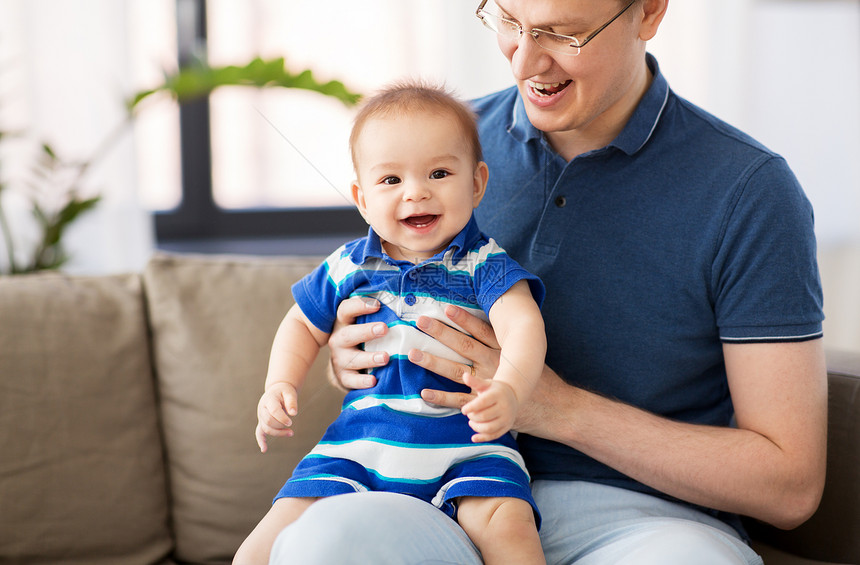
[290, 248, 347, 335]
[713, 155, 824, 343]
[472, 241, 546, 315]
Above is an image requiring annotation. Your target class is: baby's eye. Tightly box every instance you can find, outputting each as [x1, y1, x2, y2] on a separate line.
[382, 176, 401, 185]
[430, 170, 449, 180]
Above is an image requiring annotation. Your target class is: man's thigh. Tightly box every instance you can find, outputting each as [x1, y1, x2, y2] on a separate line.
[533, 480, 763, 565]
[268, 491, 482, 565]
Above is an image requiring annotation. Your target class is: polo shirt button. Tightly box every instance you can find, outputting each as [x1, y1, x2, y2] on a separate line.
[555, 195, 567, 208]
[408, 270, 419, 280]
[404, 294, 416, 306]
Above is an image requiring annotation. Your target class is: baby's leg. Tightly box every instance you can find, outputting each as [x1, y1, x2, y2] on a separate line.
[233, 497, 317, 565]
[457, 496, 545, 565]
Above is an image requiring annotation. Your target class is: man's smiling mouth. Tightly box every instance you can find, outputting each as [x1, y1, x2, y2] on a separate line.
[528, 80, 572, 97]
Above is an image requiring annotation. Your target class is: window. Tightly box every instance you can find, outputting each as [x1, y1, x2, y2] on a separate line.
[140, 0, 512, 251]
[149, 0, 362, 248]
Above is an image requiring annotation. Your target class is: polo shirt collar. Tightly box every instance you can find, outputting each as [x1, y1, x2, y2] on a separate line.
[506, 53, 669, 156]
[610, 53, 669, 155]
[348, 213, 483, 265]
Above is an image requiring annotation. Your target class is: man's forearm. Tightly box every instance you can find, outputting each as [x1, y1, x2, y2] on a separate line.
[522, 361, 825, 529]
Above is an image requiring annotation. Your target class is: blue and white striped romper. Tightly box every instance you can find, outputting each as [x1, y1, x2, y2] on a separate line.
[277, 215, 544, 525]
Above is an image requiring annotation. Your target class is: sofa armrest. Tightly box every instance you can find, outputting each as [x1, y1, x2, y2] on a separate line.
[746, 348, 860, 565]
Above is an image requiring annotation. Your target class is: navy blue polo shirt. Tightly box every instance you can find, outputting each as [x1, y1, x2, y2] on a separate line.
[472, 54, 823, 531]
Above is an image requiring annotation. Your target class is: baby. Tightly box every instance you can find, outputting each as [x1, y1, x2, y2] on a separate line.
[234, 81, 546, 565]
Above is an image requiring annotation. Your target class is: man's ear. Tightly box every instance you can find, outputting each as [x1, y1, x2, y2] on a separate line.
[351, 180, 369, 222]
[638, 0, 668, 41]
[472, 161, 489, 208]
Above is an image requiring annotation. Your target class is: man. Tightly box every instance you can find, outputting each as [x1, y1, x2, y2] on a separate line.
[271, 1, 826, 563]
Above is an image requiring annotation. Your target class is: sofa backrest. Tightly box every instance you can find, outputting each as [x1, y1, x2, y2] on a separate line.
[143, 253, 345, 563]
[4, 255, 858, 565]
[0, 272, 173, 565]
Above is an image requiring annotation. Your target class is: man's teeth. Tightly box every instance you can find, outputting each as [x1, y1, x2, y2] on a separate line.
[528, 80, 568, 97]
[530, 80, 563, 90]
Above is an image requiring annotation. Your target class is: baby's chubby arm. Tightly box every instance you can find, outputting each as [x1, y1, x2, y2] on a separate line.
[255, 303, 330, 452]
[461, 280, 546, 442]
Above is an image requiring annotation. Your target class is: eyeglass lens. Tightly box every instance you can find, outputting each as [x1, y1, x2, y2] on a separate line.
[478, 1, 582, 55]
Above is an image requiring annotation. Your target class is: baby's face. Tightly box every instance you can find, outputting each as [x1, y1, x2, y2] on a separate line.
[351, 110, 487, 263]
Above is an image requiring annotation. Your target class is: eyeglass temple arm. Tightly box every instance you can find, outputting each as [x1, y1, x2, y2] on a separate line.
[578, 0, 637, 48]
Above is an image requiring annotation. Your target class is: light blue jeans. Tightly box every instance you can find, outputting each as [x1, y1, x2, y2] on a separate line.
[268, 480, 764, 565]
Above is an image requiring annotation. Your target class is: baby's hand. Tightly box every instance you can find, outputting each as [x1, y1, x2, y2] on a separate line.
[460, 371, 518, 443]
[255, 382, 299, 453]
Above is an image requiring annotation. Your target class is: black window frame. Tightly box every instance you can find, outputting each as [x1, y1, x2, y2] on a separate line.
[156, 0, 365, 249]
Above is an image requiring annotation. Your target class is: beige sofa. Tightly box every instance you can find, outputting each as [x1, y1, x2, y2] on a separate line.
[0, 253, 857, 565]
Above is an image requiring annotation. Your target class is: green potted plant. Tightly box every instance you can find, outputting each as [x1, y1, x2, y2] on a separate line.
[0, 57, 360, 275]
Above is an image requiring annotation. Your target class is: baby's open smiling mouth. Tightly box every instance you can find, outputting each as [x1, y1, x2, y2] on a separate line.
[402, 215, 439, 228]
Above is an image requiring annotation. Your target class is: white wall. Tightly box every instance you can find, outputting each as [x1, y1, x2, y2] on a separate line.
[0, 0, 158, 275]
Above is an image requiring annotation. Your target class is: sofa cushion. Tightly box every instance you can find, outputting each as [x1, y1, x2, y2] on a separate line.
[0, 272, 172, 565]
[143, 254, 345, 563]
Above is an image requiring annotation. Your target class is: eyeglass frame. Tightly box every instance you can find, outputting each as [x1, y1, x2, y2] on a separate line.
[475, 0, 638, 55]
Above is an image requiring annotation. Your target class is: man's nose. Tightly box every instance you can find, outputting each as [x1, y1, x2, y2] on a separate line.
[510, 32, 552, 81]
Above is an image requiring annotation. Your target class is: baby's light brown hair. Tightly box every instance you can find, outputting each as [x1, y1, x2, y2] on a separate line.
[349, 81, 483, 173]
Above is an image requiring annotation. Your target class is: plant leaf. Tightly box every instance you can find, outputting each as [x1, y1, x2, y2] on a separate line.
[41, 143, 58, 161]
[129, 57, 362, 111]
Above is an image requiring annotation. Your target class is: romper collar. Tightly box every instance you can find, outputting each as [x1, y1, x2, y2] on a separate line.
[348, 214, 483, 266]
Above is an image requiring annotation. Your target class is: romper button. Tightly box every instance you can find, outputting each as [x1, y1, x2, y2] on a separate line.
[404, 294, 416, 306]
[555, 195, 567, 208]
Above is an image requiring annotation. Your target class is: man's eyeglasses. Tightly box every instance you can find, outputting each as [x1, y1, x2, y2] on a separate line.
[476, 0, 637, 56]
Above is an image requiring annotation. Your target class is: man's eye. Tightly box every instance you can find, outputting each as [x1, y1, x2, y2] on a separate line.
[546, 30, 578, 43]
[430, 170, 449, 180]
[500, 18, 521, 33]
[382, 176, 401, 185]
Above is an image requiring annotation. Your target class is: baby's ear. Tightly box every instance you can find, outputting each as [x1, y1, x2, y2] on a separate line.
[351, 181, 369, 221]
[472, 162, 489, 208]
